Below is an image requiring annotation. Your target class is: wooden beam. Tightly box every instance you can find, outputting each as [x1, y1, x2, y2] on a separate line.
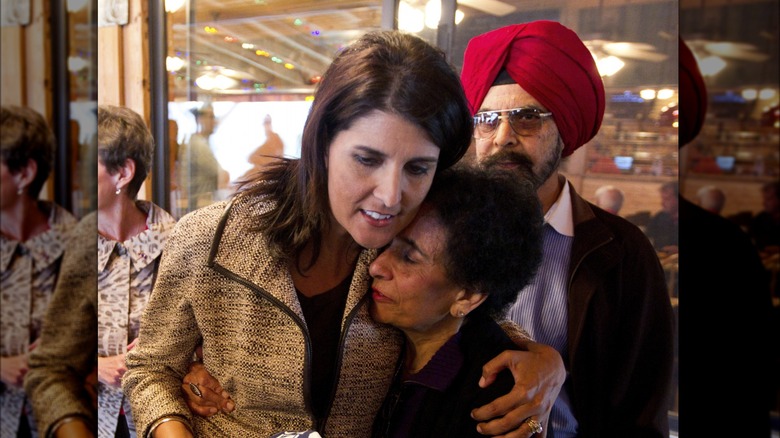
[25, 0, 51, 120]
[123, 0, 150, 121]
[1, 26, 26, 106]
[97, 25, 124, 106]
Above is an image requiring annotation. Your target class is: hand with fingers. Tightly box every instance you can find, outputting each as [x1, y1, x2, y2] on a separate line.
[0, 354, 29, 388]
[471, 344, 564, 437]
[181, 361, 234, 417]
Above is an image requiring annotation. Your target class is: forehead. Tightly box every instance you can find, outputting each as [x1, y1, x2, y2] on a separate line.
[399, 205, 447, 254]
[480, 83, 544, 112]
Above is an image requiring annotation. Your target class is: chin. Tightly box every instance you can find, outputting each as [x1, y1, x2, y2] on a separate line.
[353, 230, 395, 250]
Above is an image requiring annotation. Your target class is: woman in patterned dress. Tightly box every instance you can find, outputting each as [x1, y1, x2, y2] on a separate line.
[95, 105, 177, 438]
[1, 105, 77, 438]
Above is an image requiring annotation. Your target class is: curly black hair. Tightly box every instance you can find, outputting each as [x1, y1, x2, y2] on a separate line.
[424, 164, 544, 319]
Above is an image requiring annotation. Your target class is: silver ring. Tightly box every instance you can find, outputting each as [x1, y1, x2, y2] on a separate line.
[189, 382, 203, 398]
[525, 418, 543, 435]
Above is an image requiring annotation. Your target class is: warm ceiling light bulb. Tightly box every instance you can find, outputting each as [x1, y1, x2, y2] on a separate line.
[165, 0, 186, 13]
[657, 89, 675, 100]
[741, 89, 758, 100]
[699, 56, 726, 76]
[166, 56, 185, 72]
[640, 89, 656, 100]
[596, 56, 624, 77]
[398, 1, 424, 33]
[759, 88, 776, 100]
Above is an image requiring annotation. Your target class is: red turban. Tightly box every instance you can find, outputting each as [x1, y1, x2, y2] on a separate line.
[461, 21, 605, 157]
[679, 37, 708, 147]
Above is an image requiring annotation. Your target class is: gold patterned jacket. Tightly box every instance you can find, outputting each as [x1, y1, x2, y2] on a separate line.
[123, 195, 403, 438]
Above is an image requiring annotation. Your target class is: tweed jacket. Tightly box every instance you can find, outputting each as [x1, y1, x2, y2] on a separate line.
[24, 212, 98, 438]
[97, 201, 176, 438]
[123, 195, 403, 438]
[565, 183, 674, 438]
[1, 201, 77, 437]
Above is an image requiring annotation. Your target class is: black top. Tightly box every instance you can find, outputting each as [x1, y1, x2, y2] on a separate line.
[296, 273, 352, 419]
[373, 313, 518, 438]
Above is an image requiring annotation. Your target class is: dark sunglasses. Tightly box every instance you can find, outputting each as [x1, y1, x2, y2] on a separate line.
[473, 107, 553, 140]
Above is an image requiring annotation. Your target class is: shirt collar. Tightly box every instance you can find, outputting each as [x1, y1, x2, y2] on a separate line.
[97, 201, 177, 272]
[0, 202, 76, 271]
[544, 179, 574, 237]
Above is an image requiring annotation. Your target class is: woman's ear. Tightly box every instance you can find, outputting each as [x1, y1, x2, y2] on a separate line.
[15, 159, 39, 191]
[115, 158, 137, 191]
[450, 289, 488, 318]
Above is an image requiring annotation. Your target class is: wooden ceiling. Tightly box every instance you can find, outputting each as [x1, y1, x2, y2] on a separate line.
[167, 0, 383, 94]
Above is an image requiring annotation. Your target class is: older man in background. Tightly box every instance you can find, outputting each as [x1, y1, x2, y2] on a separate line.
[461, 21, 674, 438]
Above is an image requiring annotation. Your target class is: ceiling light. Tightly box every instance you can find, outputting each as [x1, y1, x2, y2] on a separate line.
[657, 89, 675, 100]
[398, 1, 424, 33]
[68, 56, 89, 72]
[640, 89, 656, 100]
[759, 88, 776, 100]
[423, 0, 465, 29]
[166, 56, 185, 72]
[742, 89, 758, 100]
[165, 0, 185, 13]
[596, 55, 624, 77]
[698, 56, 726, 76]
[195, 74, 237, 91]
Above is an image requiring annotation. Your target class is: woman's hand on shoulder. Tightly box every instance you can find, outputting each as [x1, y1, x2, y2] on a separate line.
[471, 342, 564, 437]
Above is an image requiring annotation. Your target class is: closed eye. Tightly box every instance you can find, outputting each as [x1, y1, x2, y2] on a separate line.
[354, 153, 380, 167]
[405, 162, 432, 176]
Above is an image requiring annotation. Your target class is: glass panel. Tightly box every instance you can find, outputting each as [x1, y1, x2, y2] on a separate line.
[68, 0, 98, 219]
[165, 0, 384, 219]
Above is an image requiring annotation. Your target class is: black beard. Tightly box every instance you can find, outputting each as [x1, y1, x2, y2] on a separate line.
[480, 150, 544, 189]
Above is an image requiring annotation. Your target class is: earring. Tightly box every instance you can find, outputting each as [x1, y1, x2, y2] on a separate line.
[115, 187, 121, 195]
[17, 186, 24, 195]
[457, 310, 465, 317]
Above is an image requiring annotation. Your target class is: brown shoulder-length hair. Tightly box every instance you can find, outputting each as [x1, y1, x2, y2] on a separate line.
[237, 30, 473, 271]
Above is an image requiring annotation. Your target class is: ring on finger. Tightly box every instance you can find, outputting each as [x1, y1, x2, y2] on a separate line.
[189, 382, 203, 398]
[524, 418, 543, 435]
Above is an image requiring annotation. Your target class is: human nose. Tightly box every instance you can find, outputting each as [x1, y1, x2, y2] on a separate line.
[373, 167, 403, 208]
[369, 253, 391, 280]
[492, 117, 519, 149]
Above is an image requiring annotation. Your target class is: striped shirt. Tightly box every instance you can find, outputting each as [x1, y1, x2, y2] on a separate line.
[505, 181, 578, 438]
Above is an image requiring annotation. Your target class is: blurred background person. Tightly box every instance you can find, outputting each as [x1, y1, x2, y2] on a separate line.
[95, 105, 177, 437]
[178, 104, 230, 211]
[749, 181, 780, 255]
[1, 105, 77, 438]
[243, 114, 285, 179]
[646, 181, 679, 254]
[593, 185, 624, 215]
[695, 185, 726, 215]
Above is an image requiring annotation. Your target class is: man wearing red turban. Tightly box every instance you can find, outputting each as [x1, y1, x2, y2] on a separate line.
[462, 21, 674, 438]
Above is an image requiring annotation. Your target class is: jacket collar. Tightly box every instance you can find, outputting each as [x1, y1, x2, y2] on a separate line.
[207, 196, 377, 320]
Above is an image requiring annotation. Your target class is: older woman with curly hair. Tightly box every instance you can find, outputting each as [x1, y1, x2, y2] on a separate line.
[370, 164, 544, 437]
